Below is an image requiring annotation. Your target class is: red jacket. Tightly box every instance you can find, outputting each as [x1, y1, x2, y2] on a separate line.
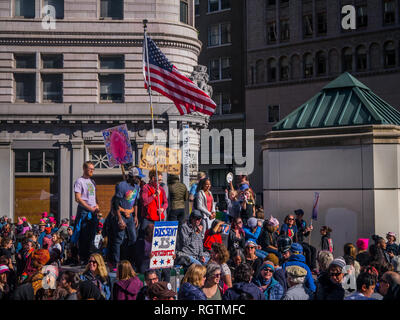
[203, 229, 222, 251]
[142, 183, 167, 221]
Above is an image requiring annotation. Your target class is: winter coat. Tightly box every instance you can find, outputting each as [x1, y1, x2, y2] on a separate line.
[167, 176, 189, 210]
[356, 251, 370, 267]
[383, 283, 400, 301]
[195, 190, 216, 220]
[11, 282, 34, 300]
[282, 284, 313, 300]
[315, 271, 345, 300]
[176, 221, 208, 261]
[273, 267, 288, 294]
[258, 228, 278, 252]
[113, 276, 143, 300]
[227, 229, 246, 254]
[281, 254, 316, 292]
[178, 282, 207, 300]
[80, 270, 111, 300]
[321, 234, 333, 252]
[203, 229, 222, 251]
[222, 282, 265, 300]
[243, 226, 262, 242]
[253, 275, 284, 300]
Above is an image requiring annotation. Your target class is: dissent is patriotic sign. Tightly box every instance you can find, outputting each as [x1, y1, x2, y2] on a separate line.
[150, 221, 179, 269]
[143, 35, 216, 116]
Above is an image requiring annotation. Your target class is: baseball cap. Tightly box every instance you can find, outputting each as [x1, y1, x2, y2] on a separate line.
[0, 264, 10, 274]
[129, 167, 145, 178]
[148, 281, 176, 300]
[239, 184, 250, 191]
[191, 210, 203, 220]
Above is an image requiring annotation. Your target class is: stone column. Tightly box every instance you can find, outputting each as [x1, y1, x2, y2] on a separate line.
[58, 141, 71, 221]
[70, 139, 84, 217]
[0, 140, 12, 219]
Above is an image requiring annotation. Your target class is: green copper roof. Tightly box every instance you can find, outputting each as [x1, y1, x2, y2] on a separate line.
[272, 72, 400, 131]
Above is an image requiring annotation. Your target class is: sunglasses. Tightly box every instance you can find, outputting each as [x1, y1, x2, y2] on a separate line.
[329, 272, 342, 277]
[213, 273, 221, 278]
[288, 218, 294, 221]
[263, 269, 273, 273]
[247, 246, 256, 249]
[88, 260, 97, 264]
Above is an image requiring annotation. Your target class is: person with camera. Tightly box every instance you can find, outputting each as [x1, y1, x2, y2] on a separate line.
[71, 161, 100, 265]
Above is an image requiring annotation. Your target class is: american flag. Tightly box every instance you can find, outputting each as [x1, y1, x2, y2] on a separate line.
[143, 36, 216, 116]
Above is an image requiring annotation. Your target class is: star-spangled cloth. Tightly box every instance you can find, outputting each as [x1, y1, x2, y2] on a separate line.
[143, 35, 217, 116]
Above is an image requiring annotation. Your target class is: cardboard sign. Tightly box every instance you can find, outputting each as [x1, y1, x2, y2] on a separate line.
[221, 223, 230, 235]
[139, 143, 181, 175]
[102, 124, 133, 167]
[150, 221, 179, 269]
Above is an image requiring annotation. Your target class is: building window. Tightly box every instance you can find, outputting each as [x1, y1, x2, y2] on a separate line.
[42, 74, 62, 102]
[14, 149, 58, 224]
[267, 22, 277, 43]
[356, 5, 368, 28]
[255, 60, 265, 84]
[213, 92, 231, 115]
[303, 15, 313, 37]
[383, 0, 395, 25]
[268, 105, 280, 123]
[14, 0, 35, 18]
[316, 51, 326, 75]
[304, 53, 313, 78]
[99, 74, 124, 102]
[209, 169, 230, 188]
[41, 54, 63, 69]
[195, 0, 200, 15]
[100, 0, 123, 19]
[342, 48, 353, 72]
[180, 1, 188, 24]
[90, 149, 116, 169]
[356, 46, 367, 71]
[267, 58, 277, 82]
[208, 0, 230, 12]
[384, 41, 396, 67]
[209, 57, 231, 81]
[99, 55, 124, 69]
[317, 12, 327, 35]
[43, 0, 64, 19]
[267, 0, 276, 5]
[14, 73, 35, 102]
[15, 53, 36, 68]
[279, 57, 289, 80]
[280, 20, 290, 41]
[208, 23, 231, 47]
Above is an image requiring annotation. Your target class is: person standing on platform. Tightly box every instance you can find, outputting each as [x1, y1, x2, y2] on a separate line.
[71, 161, 99, 265]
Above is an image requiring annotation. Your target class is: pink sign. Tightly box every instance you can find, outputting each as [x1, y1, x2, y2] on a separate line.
[102, 124, 133, 167]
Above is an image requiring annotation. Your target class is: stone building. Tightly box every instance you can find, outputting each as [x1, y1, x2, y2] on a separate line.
[246, 0, 400, 200]
[0, 0, 208, 223]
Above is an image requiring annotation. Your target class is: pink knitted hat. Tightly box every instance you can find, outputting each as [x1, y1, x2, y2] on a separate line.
[356, 238, 369, 251]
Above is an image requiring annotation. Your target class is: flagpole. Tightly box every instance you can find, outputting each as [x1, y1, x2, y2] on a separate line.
[143, 19, 162, 222]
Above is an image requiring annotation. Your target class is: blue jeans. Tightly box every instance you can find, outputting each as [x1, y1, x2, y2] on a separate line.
[109, 214, 137, 264]
[76, 206, 98, 263]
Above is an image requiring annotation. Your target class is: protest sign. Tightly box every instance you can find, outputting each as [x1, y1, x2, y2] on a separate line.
[221, 223, 230, 235]
[139, 143, 181, 175]
[102, 124, 133, 168]
[150, 221, 179, 269]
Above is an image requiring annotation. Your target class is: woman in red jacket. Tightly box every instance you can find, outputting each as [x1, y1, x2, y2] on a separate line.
[203, 220, 224, 252]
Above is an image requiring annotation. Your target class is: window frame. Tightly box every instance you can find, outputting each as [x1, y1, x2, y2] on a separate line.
[14, 72, 36, 103]
[208, 57, 232, 82]
[207, 0, 231, 14]
[41, 73, 63, 103]
[99, 0, 123, 20]
[267, 105, 280, 123]
[99, 73, 125, 103]
[208, 22, 231, 48]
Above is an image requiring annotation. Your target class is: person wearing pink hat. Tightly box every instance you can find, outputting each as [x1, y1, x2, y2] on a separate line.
[0, 264, 10, 300]
[356, 238, 370, 267]
[258, 215, 281, 260]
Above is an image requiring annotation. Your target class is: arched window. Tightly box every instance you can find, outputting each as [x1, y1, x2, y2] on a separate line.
[267, 58, 277, 82]
[342, 47, 353, 72]
[303, 53, 313, 78]
[291, 54, 301, 79]
[384, 41, 396, 68]
[328, 48, 339, 75]
[255, 59, 265, 84]
[280, 56, 289, 80]
[369, 43, 380, 70]
[316, 51, 326, 75]
[356, 45, 367, 71]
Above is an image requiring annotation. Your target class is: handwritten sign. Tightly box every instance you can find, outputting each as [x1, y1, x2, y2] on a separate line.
[221, 224, 230, 235]
[139, 143, 181, 175]
[102, 124, 133, 168]
[150, 221, 179, 269]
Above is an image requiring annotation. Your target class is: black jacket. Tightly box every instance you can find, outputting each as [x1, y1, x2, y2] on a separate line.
[227, 229, 246, 254]
[315, 272, 345, 300]
[383, 283, 400, 301]
[11, 282, 34, 300]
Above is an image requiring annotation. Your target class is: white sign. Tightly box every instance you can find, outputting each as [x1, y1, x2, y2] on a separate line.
[150, 221, 179, 269]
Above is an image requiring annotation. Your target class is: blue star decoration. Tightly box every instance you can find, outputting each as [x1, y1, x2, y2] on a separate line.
[170, 239, 175, 246]
[160, 259, 164, 265]
[154, 241, 158, 247]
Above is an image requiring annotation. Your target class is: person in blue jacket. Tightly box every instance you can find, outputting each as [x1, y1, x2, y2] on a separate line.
[178, 264, 207, 300]
[281, 243, 316, 293]
[253, 261, 284, 300]
[37, 221, 47, 249]
[243, 217, 262, 242]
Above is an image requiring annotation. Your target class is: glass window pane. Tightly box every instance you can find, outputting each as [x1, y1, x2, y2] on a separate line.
[15, 54, 36, 68]
[221, 57, 231, 79]
[209, 0, 218, 12]
[221, 0, 230, 10]
[99, 55, 124, 69]
[45, 150, 56, 173]
[42, 54, 63, 68]
[221, 23, 231, 44]
[15, 150, 29, 172]
[42, 74, 62, 102]
[100, 74, 123, 101]
[15, 73, 36, 102]
[30, 150, 44, 173]
[209, 60, 220, 80]
[44, 0, 64, 19]
[208, 25, 220, 46]
[180, 1, 188, 24]
[15, 0, 35, 18]
[101, 0, 122, 19]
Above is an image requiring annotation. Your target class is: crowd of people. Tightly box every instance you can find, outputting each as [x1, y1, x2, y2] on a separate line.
[0, 160, 399, 301]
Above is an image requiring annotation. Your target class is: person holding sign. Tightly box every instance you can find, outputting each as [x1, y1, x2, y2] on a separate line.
[140, 170, 168, 235]
[72, 161, 100, 265]
[107, 167, 141, 270]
